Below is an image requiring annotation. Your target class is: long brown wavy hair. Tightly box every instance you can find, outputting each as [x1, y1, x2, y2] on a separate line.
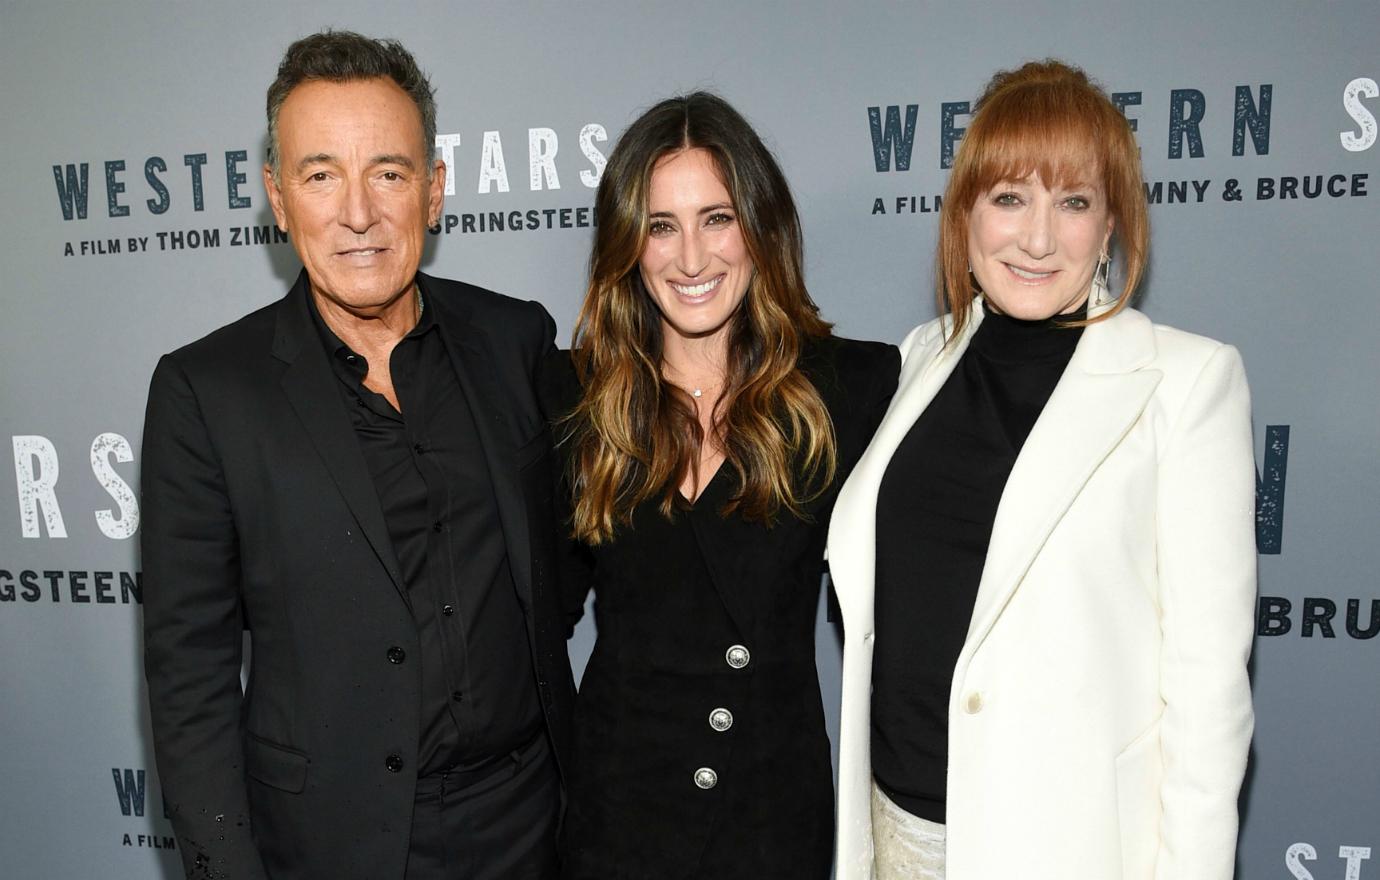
[937, 60, 1150, 340]
[566, 92, 835, 544]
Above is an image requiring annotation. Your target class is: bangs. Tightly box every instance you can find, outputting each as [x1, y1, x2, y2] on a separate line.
[963, 83, 1112, 193]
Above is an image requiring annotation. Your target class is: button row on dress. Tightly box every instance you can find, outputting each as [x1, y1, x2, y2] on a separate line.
[696, 646, 750, 791]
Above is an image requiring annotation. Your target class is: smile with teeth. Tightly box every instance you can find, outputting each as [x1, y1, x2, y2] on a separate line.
[341, 248, 384, 256]
[669, 274, 723, 298]
[1006, 263, 1055, 281]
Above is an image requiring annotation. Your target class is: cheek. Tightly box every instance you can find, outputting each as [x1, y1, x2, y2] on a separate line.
[718, 232, 751, 269]
[982, 211, 1021, 249]
[1064, 222, 1105, 260]
[639, 241, 672, 277]
[966, 214, 997, 261]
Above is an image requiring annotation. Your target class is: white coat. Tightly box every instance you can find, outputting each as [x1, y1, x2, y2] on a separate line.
[828, 302, 1256, 880]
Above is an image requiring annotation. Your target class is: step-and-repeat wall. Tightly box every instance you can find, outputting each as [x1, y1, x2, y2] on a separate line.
[2, 1, 1375, 876]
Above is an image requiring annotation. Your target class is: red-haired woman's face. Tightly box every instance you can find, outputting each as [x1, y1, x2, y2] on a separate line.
[966, 173, 1112, 320]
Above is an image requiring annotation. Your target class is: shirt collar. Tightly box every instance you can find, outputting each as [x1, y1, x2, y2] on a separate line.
[306, 284, 432, 379]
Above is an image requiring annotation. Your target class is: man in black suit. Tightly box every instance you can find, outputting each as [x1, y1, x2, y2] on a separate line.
[141, 31, 572, 880]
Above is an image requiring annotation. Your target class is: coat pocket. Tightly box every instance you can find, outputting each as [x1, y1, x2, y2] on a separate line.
[1114, 718, 1162, 879]
[246, 732, 309, 794]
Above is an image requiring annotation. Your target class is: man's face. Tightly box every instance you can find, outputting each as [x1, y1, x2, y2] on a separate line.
[264, 77, 444, 314]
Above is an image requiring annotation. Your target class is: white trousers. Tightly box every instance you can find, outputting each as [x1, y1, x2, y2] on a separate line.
[871, 781, 946, 880]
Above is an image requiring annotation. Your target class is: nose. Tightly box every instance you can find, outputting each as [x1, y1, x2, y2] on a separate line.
[339, 178, 381, 234]
[1018, 202, 1055, 260]
[677, 228, 709, 277]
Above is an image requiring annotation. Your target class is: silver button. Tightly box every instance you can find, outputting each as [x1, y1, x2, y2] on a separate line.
[725, 645, 750, 669]
[964, 691, 984, 714]
[693, 767, 718, 789]
[708, 708, 734, 732]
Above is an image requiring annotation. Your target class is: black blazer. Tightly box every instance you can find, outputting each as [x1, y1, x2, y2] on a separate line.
[141, 271, 575, 880]
[554, 336, 899, 879]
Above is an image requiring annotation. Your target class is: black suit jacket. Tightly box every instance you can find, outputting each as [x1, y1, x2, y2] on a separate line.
[141, 271, 575, 880]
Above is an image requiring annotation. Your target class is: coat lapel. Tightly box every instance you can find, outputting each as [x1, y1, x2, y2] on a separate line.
[272, 273, 406, 594]
[684, 466, 758, 638]
[962, 306, 1162, 652]
[426, 282, 536, 608]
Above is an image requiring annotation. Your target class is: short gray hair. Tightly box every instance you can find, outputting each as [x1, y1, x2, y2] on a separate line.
[266, 30, 437, 181]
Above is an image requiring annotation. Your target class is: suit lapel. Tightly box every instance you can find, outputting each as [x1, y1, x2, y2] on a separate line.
[272, 274, 406, 594]
[683, 466, 758, 638]
[963, 307, 1161, 652]
[427, 284, 536, 608]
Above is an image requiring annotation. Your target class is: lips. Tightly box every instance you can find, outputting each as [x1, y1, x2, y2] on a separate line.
[669, 274, 723, 299]
[337, 247, 387, 257]
[1005, 263, 1056, 281]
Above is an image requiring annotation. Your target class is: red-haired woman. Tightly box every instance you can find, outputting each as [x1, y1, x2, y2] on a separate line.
[830, 61, 1256, 880]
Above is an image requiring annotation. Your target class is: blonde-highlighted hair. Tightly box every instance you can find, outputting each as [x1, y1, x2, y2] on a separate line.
[937, 59, 1149, 338]
[566, 92, 835, 544]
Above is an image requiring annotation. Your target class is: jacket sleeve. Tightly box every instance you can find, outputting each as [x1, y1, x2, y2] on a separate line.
[536, 346, 596, 636]
[141, 354, 269, 880]
[1153, 343, 1256, 880]
[862, 344, 902, 448]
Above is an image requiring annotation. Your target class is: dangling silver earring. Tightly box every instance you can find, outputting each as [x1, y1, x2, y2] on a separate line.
[1092, 249, 1112, 306]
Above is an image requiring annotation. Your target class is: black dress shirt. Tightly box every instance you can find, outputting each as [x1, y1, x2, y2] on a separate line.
[871, 303, 1084, 822]
[310, 292, 542, 775]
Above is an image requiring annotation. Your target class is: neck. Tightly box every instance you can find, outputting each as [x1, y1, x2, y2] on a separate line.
[313, 285, 420, 357]
[661, 329, 729, 391]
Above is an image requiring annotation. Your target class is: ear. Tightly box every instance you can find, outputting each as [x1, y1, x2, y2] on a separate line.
[427, 159, 447, 226]
[263, 164, 289, 232]
[1102, 214, 1115, 254]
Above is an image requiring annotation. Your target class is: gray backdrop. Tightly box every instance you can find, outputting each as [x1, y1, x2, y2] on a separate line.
[2, 1, 1376, 876]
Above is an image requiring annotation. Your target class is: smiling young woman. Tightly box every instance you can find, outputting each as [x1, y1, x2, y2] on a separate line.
[549, 92, 899, 880]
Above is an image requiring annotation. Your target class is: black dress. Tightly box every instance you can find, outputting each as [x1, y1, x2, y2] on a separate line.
[554, 337, 899, 880]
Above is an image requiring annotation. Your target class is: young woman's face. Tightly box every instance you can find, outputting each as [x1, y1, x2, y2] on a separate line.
[639, 148, 754, 346]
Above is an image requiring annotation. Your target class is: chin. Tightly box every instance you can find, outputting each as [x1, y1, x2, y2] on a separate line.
[665, 314, 729, 341]
[989, 291, 1083, 321]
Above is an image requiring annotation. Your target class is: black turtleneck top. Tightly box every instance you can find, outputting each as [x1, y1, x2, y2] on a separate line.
[870, 303, 1085, 822]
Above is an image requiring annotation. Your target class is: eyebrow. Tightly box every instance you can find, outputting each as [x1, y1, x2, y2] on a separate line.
[371, 154, 418, 170]
[294, 153, 418, 171]
[295, 153, 335, 171]
[648, 202, 735, 219]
